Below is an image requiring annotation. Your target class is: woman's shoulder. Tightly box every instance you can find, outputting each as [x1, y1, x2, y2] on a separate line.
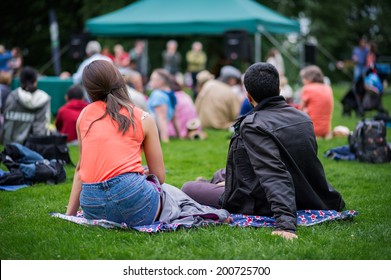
[81, 101, 105, 116]
[150, 89, 165, 95]
[132, 105, 144, 117]
[149, 89, 169, 100]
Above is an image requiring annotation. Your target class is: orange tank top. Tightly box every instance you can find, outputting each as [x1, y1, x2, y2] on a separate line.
[79, 101, 145, 182]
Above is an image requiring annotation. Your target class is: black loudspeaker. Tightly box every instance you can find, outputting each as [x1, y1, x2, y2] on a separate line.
[224, 30, 251, 61]
[304, 43, 316, 64]
[69, 33, 89, 61]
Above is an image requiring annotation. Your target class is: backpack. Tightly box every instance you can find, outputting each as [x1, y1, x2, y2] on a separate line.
[25, 134, 73, 165]
[0, 143, 66, 185]
[348, 119, 391, 163]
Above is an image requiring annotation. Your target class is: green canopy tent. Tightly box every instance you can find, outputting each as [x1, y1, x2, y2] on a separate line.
[85, 0, 300, 61]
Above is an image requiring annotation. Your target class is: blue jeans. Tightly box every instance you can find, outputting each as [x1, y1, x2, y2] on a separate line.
[354, 65, 367, 81]
[12, 143, 44, 163]
[80, 173, 160, 227]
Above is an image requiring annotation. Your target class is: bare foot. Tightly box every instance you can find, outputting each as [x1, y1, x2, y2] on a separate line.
[223, 216, 233, 223]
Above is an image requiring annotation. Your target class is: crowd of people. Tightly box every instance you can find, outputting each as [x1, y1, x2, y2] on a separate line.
[340, 36, 386, 117]
[0, 39, 352, 239]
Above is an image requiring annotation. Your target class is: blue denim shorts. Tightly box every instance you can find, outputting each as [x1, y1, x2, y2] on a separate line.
[80, 173, 160, 227]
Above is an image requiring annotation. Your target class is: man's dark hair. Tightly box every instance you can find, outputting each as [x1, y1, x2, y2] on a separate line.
[243, 62, 280, 103]
[66, 85, 84, 100]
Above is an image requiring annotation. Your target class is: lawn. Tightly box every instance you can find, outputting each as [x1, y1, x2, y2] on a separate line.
[0, 83, 390, 260]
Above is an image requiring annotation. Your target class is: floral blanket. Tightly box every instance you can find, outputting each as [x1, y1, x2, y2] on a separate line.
[50, 209, 358, 232]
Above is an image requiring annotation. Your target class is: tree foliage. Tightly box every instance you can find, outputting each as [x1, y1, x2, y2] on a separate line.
[260, 0, 391, 80]
[1, 0, 390, 80]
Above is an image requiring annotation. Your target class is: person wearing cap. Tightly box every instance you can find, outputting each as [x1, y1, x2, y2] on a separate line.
[219, 65, 246, 103]
[183, 62, 345, 240]
[72, 41, 112, 84]
[195, 69, 241, 130]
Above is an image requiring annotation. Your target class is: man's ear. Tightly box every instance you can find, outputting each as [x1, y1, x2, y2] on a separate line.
[246, 92, 254, 105]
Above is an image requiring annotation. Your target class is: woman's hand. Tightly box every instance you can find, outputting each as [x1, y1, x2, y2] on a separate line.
[271, 230, 298, 240]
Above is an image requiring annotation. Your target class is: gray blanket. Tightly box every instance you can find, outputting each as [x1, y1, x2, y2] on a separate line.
[159, 183, 230, 226]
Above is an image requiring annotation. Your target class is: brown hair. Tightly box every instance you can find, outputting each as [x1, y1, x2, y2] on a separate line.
[82, 60, 135, 135]
[152, 68, 174, 89]
[300, 65, 324, 84]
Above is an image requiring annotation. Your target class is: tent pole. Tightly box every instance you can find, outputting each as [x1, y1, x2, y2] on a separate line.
[261, 28, 301, 69]
[254, 32, 261, 62]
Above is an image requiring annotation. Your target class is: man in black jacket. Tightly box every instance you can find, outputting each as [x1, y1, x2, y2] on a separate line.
[182, 62, 345, 240]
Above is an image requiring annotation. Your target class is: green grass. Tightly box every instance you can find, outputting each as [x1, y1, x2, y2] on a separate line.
[1, 83, 391, 260]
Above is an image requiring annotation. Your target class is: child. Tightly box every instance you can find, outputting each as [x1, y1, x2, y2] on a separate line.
[55, 85, 89, 143]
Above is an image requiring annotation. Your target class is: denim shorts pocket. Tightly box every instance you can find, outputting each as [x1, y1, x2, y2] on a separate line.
[114, 184, 153, 226]
[80, 190, 107, 220]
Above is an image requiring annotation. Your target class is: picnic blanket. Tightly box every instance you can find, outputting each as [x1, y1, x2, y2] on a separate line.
[50, 209, 358, 232]
[0, 184, 29, 191]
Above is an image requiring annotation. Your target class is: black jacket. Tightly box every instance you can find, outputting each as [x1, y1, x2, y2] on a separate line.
[221, 96, 345, 233]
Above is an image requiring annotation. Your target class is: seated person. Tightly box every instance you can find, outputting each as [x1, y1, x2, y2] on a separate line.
[0, 71, 13, 139]
[182, 63, 345, 240]
[55, 85, 89, 143]
[123, 73, 148, 112]
[279, 75, 293, 103]
[66, 60, 230, 226]
[195, 70, 241, 130]
[147, 69, 179, 142]
[218, 65, 245, 102]
[299, 65, 334, 138]
[167, 77, 201, 139]
[2, 66, 51, 145]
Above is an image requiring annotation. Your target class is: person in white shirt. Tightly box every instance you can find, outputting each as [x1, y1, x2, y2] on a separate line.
[72, 41, 112, 84]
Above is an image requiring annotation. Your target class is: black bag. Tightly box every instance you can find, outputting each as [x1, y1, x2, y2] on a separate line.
[349, 119, 391, 163]
[362, 91, 381, 111]
[0, 143, 66, 185]
[0, 169, 25, 185]
[34, 160, 67, 184]
[25, 134, 73, 165]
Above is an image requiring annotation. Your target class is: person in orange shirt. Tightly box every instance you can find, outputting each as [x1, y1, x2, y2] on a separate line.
[299, 65, 333, 139]
[66, 60, 165, 226]
[66, 60, 231, 227]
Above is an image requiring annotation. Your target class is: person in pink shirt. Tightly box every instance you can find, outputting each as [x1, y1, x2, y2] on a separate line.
[299, 65, 333, 139]
[168, 78, 201, 139]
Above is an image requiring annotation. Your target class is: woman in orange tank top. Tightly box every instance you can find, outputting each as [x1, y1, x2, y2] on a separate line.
[66, 60, 165, 226]
[299, 65, 334, 139]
